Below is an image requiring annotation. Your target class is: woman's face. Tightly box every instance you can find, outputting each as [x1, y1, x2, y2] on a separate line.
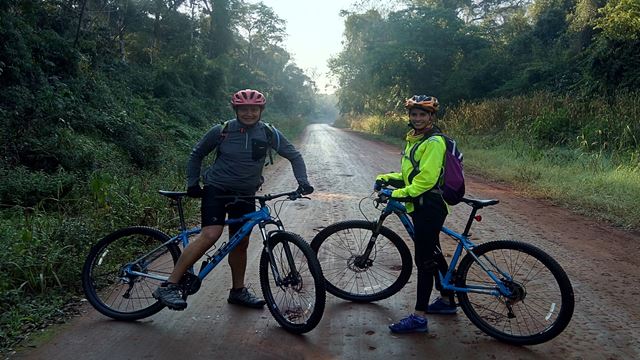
[409, 108, 434, 131]
[236, 105, 262, 125]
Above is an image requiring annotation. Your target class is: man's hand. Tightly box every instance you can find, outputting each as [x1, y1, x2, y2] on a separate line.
[187, 185, 203, 198]
[297, 183, 314, 195]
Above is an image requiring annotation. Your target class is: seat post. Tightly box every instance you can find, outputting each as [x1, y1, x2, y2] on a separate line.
[176, 198, 187, 232]
[461, 206, 479, 238]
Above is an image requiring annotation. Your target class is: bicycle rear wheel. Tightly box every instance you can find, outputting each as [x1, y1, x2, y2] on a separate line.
[456, 240, 574, 345]
[310, 220, 412, 302]
[82, 226, 181, 321]
[259, 231, 326, 334]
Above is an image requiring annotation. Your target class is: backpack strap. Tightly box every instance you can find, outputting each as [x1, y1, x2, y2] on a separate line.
[407, 137, 428, 183]
[216, 120, 278, 166]
[219, 120, 231, 140]
[262, 122, 279, 166]
[407, 132, 446, 186]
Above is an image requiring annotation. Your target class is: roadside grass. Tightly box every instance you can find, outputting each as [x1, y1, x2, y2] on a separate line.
[461, 136, 640, 230]
[0, 162, 192, 354]
[0, 291, 73, 354]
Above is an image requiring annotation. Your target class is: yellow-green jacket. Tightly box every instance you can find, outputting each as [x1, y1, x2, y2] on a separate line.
[376, 130, 447, 213]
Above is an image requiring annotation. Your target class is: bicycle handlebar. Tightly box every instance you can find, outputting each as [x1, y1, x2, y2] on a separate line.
[373, 186, 499, 210]
[158, 189, 309, 206]
[210, 190, 306, 201]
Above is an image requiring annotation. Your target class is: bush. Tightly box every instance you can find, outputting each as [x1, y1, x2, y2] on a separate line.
[0, 167, 77, 207]
[530, 107, 578, 145]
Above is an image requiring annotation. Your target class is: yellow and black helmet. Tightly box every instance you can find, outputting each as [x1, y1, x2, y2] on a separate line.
[404, 95, 439, 112]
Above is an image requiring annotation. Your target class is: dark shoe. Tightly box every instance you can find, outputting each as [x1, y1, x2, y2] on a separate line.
[227, 287, 266, 309]
[389, 314, 428, 334]
[425, 297, 457, 314]
[152, 283, 187, 310]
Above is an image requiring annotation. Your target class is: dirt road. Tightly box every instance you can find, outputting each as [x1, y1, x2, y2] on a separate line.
[15, 124, 640, 359]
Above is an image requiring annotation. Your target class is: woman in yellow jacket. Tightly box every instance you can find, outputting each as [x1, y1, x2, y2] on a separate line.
[376, 95, 457, 334]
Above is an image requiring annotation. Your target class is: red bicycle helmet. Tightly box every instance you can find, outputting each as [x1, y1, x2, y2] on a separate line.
[231, 89, 266, 108]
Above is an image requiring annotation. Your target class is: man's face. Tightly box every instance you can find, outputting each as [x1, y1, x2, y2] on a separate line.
[236, 105, 262, 125]
[409, 108, 434, 130]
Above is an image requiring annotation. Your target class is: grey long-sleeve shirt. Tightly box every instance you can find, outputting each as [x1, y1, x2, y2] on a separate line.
[187, 119, 309, 193]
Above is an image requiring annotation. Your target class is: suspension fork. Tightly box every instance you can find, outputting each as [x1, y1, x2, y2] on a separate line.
[261, 221, 298, 287]
[357, 212, 391, 264]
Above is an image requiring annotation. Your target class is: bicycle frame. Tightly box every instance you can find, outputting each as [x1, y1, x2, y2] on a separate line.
[125, 195, 293, 287]
[374, 198, 514, 297]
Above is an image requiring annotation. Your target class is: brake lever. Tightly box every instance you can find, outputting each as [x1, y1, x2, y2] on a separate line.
[288, 192, 306, 200]
[372, 191, 389, 208]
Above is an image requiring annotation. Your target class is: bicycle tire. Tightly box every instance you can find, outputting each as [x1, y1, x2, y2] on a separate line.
[82, 226, 181, 321]
[259, 231, 326, 334]
[456, 240, 575, 345]
[310, 220, 412, 302]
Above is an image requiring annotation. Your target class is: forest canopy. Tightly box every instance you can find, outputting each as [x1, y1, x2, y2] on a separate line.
[330, 0, 640, 114]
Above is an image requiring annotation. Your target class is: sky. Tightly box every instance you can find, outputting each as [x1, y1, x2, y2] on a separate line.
[250, 0, 353, 94]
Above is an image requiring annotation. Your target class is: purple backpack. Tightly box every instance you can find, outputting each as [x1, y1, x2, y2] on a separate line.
[408, 133, 465, 205]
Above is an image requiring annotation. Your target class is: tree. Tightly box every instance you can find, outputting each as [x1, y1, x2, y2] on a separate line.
[233, 2, 286, 67]
[595, 0, 640, 41]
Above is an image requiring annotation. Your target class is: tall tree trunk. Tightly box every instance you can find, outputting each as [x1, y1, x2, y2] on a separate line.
[151, 0, 162, 66]
[207, 0, 232, 58]
[73, 0, 88, 47]
[118, 4, 126, 63]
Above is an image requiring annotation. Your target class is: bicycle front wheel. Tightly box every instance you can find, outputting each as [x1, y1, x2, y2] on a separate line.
[82, 226, 181, 321]
[310, 220, 412, 302]
[456, 240, 575, 345]
[259, 231, 326, 334]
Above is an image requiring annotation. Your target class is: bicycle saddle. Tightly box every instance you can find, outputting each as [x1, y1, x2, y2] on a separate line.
[461, 197, 499, 208]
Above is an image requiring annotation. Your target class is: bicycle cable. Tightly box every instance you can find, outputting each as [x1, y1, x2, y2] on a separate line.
[272, 198, 288, 220]
[358, 192, 379, 223]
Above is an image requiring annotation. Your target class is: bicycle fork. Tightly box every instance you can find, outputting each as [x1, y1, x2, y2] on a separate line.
[262, 227, 301, 289]
[355, 213, 391, 269]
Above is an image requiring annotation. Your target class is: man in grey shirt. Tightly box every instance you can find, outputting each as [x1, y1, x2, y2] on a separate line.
[153, 89, 314, 310]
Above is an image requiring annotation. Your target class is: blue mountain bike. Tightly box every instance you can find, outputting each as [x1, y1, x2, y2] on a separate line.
[310, 188, 574, 345]
[82, 189, 325, 334]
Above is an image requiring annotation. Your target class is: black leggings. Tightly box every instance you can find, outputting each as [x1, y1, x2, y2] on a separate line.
[410, 192, 453, 311]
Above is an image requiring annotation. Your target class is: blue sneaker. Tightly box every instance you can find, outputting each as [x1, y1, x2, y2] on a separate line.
[388, 314, 428, 334]
[426, 297, 457, 314]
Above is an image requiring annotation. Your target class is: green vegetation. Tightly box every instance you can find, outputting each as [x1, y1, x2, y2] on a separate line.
[0, 0, 319, 352]
[447, 93, 640, 229]
[461, 138, 640, 229]
[331, 1, 640, 112]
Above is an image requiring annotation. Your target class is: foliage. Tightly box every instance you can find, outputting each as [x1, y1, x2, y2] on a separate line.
[0, 0, 318, 351]
[331, 0, 640, 114]
[595, 0, 640, 41]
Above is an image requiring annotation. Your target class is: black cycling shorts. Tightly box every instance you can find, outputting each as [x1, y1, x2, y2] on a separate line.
[201, 186, 256, 237]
